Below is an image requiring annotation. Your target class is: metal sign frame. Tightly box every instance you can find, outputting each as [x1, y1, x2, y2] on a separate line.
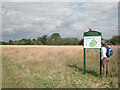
[83, 30, 102, 75]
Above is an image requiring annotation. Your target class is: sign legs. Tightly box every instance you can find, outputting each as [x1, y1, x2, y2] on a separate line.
[100, 48, 102, 75]
[83, 48, 86, 75]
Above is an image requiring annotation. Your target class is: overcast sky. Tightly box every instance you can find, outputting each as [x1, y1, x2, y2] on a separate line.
[1, 2, 118, 41]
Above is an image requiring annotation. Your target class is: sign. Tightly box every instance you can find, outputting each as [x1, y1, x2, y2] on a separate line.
[83, 30, 102, 75]
[84, 30, 101, 36]
[84, 36, 101, 48]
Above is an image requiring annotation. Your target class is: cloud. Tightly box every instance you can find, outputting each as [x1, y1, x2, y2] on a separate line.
[2, 0, 120, 2]
[2, 2, 118, 41]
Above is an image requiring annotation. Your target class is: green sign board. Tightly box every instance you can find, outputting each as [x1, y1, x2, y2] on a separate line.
[83, 30, 102, 75]
[84, 30, 101, 36]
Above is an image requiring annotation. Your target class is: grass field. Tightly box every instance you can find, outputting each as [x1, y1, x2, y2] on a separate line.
[1, 45, 119, 88]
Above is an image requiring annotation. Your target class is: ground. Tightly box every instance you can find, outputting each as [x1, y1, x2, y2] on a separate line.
[1, 45, 119, 88]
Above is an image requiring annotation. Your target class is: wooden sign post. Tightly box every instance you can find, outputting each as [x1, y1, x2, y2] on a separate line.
[83, 30, 102, 75]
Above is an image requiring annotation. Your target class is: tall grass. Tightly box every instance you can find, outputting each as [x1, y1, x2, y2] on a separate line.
[2, 45, 119, 88]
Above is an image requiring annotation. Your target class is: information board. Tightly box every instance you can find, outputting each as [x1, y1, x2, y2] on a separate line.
[83, 30, 102, 75]
[84, 36, 101, 48]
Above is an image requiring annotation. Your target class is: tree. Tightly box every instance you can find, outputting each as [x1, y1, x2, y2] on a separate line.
[107, 35, 120, 45]
[41, 35, 47, 45]
[31, 39, 37, 45]
[3, 33, 119, 45]
[51, 33, 61, 40]
[79, 38, 83, 45]
[37, 37, 42, 45]
[48, 33, 61, 45]
[9, 40, 14, 45]
[0, 41, 2, 45]
[26, 39, 31, 45]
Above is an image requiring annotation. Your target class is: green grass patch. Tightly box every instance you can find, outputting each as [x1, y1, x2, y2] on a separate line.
[2, 55, 118, 88]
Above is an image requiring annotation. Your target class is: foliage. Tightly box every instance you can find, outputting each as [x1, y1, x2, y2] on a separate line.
[47, 33, 62, 45]
[106, 36, 120, 45]
[1, 33, 120, 45]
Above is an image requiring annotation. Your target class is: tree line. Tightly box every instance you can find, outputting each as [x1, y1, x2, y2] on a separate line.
[1, 33, 120, 45]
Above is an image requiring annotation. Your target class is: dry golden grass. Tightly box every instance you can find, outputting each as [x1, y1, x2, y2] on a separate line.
[1, 45, 119, 88]
[2, 45, 84, 74]
[2, 45, 83, 62]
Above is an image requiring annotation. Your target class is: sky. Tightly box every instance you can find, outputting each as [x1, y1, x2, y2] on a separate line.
[2, 0, 120, 2]
[1, 1, 118, 41]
